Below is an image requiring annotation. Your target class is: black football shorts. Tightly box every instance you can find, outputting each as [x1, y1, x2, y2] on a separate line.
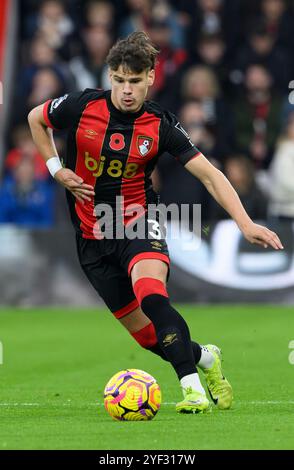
[76, 219, 170, 319]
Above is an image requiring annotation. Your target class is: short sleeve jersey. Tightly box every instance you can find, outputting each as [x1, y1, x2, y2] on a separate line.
[43, 89, 201, 239]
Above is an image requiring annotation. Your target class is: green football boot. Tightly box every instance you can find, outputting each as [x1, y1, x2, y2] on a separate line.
[202, 344, 233, 410]
[176, 387, 211, 414]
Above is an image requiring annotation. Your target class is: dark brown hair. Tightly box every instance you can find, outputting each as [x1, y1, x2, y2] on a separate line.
[106, 31, 159, 73]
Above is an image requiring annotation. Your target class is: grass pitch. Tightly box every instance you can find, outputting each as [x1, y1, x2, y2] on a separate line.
[0, 305, 294, 450]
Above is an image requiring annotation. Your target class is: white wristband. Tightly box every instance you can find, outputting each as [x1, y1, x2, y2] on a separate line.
[46, 156, 62, 178]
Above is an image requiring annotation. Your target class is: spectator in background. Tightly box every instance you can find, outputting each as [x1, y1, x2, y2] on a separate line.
[190, 0, 225, 35]
[157, 100, 216, 222]
[209, 155, 268, 221]
[161, 28, 236, 109]
[269, 113, 294, 221]
[83, 0, 114, 31]
[192, 33, 233, 97]
[27, 66, 66, 110]
[180, 65, 234, 160]
[23, 0, 77, 60]
[147, 17, 187, 101]
[185, 0, 241, 59]
[259, 0, 294, 51]
[14, 64, 67, 123]
[179, 100, 218, 162]
[232, 19, 292, 91]
[151, 0, 186, 48]
[120, 0, 185, 48]
[69, 26, 113, 90]
[0, 158, 54, 228]
[119, 0, 151, 36]
[18, 36, 73, 106]
[5, 125, 48, 181]
[234, 64, 283, 169]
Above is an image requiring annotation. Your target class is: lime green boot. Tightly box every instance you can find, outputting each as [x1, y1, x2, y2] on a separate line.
[176, 386, 211, 414]
[202, 344, 233, 410]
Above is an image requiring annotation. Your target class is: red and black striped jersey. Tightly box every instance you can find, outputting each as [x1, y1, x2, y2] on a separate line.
[43, 89, 201, 239]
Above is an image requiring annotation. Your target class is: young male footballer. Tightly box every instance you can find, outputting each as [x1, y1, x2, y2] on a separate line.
[28, 32, 283, 414]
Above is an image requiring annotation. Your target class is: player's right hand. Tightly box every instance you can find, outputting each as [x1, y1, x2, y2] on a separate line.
[54, 168, 95, 204]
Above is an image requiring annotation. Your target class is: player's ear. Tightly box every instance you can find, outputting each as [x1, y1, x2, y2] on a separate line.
[147, 69, 155, 86]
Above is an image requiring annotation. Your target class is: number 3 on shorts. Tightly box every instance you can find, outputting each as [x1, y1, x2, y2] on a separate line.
[147, 219, 162, 240]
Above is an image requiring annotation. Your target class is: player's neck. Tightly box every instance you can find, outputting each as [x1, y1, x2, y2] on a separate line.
[106, 91, 145, 119]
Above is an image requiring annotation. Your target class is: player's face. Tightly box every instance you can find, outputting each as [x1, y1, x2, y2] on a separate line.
[109, 65, 155, 113]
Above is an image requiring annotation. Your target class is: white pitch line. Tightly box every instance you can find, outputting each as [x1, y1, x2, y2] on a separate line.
[242, 401, 294, 405]
[0, 401, 294, 407]
[0, 403, 41, 406]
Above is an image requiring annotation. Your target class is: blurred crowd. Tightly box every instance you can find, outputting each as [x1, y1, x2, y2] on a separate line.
[2, 0, 294, 228]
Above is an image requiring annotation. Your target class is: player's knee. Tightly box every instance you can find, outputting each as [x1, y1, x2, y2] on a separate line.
[133, 277, 168, 305]
[131, 322, 157, 349]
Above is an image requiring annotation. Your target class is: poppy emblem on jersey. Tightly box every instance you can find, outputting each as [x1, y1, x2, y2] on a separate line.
[109, 133, 125, 151]
[137, 136, 153, 157]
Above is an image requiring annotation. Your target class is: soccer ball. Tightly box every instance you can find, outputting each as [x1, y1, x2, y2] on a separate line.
[104, 369, 161, 421]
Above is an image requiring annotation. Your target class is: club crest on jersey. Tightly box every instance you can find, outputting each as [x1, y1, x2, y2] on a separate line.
[137, 136, 153, 157]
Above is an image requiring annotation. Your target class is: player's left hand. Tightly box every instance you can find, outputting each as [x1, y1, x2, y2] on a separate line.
[242, 222, 284, 250]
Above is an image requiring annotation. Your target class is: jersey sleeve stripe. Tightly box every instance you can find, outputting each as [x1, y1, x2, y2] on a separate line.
[186, 151, 201, 163]
[177, 149, 201, 166]
[43, 100, 58, 130]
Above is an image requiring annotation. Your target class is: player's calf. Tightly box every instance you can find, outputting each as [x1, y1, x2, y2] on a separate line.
[133, 276, 210, 411]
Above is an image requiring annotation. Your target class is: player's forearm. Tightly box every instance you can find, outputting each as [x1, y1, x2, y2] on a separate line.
[27, 107, 58, 161]
[204, 170, 253, 231]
